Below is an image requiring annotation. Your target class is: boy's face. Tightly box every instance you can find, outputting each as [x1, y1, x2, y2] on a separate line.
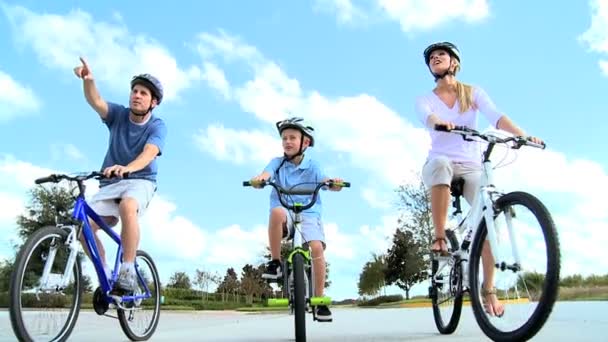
[281, 128, 310, 157]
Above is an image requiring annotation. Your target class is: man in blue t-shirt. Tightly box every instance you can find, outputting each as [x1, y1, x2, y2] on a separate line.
[73, 57, 167, 294]
[250, 117, 345, 322]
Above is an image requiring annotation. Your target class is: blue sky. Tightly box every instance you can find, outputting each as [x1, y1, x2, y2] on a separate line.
[1, 0, 607, 300]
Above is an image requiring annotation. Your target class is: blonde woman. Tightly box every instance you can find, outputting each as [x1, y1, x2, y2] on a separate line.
[414, 42, 543, 316]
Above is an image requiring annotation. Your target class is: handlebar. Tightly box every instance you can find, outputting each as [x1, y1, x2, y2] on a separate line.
[243, 179, 350, 212]
[434, 124, 546, 150]
[34, 171, 129, 185]
[35, 171, 103, 185]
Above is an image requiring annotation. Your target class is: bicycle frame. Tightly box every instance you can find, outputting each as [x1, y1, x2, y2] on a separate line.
[434, 133, 529, 287]
[286, 210, 314, 305]
[37, 189, 152, 304]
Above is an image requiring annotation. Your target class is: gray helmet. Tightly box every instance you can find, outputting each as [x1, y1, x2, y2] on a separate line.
[275, 117, 315, 146]
[131, 73, 164, 105]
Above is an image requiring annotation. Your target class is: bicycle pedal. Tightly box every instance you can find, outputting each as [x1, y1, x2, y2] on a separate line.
[315, 318, 333, 323]
[433, 254, 453, 261]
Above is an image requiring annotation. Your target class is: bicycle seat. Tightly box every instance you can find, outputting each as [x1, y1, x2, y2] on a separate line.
[450, 178, 465, 198]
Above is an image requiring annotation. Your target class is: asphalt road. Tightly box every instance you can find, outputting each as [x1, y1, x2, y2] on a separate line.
[1, 301, 605, 341]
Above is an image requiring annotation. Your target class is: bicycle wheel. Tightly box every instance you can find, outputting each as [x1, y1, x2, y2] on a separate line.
[469, 191, 560, 342]
[9, 226, 83, 342]
[431, 229, 463, 334]
[292, 252, 307, 342]
[117, 250, 161, 341]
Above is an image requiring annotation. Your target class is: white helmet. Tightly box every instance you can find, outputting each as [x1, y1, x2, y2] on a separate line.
[275, 117, 315, 147]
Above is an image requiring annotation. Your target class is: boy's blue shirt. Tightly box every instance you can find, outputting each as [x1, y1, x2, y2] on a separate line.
[263, 153, 327, 218]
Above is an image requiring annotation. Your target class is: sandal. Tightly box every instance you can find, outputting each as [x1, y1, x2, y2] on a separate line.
[481, 285, 505, 317]
[431, 237, 449, 256]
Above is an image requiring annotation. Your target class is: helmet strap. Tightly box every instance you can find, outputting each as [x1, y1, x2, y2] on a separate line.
[130, 101, 155, 117]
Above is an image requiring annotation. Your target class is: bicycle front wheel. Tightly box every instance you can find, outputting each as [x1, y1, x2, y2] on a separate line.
[9, 226, 83, 342]
[431, 229, 463, 334]
[117, 250, 161, 341]
[292, 252, 307, 342]
[469, 191, 560, 342]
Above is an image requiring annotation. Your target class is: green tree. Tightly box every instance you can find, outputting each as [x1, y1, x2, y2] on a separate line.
[0, 259, 14, 292]
[16, 185, 77, 243]
[167, 271, 192, 289]
[395, 178, 433, 250]
[10, 184, 85, 292]
[384, 229, 427, 300]
[216, 267, 240, 302]
[194, 268, 212, 301]
[357, 253, 387, 297]
[240, 264, 272, 304]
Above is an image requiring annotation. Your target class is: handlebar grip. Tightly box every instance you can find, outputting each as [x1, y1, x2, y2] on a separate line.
[243, 181, 252, 186]
[35, 175, 57, 184]
[342, 182, 351, 188]
[435, 124, 468, 132]
[434, 124, 449, 132]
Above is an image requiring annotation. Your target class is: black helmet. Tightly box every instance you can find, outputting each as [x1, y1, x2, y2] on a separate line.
[423, 42, 461, 66]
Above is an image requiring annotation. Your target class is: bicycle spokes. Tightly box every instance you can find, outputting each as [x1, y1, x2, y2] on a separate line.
[470, 192, 560, 341]
[10, 227, 83, 342]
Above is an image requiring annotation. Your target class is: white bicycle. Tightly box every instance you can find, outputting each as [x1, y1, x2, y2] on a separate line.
[428, 125, 560, 342]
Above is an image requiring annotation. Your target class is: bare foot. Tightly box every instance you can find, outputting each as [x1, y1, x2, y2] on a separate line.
[482, 287, 505, 317]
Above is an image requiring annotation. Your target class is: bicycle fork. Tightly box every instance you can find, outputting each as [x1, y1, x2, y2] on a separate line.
[39, 225, 80, 293]
[482, 192, 522, 273]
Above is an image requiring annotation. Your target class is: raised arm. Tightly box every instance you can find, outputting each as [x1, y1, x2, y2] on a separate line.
[74, 57, 109, 119]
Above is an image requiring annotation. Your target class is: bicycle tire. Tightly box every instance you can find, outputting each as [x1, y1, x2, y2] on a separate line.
[9, 226, 83, 342]
[293, 252, 307, 342]
[117, 250, 161, 341]
[431, 229, 464, 334]
[469, 191, 560, 342]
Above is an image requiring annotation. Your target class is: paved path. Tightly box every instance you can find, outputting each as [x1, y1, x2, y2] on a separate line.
[1, 301, 605, 341]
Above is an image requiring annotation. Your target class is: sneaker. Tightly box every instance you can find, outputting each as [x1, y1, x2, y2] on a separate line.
[110, 269, 138, 295]
[316, 305, 332, 322]
[262, 259, 282, 280]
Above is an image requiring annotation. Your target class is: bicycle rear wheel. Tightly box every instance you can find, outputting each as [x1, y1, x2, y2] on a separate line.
[9, 226, 83, 342]
[117, 250, 161, 341]
[430, 229, 463, 334]
[469, 191, 560, 341]
[292, 252, 307, 342]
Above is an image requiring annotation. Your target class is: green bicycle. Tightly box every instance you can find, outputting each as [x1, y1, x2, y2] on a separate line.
[243, 179, 350, 342]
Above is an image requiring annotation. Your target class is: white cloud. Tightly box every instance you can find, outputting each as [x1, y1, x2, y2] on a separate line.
[204, 224, 268, 266]
[0, 155, 262, 285]
[50, 143, 85, 161]
[202, 62, 231, 99]
[193, 124, 282, 165]
[0, 70, 41, 121]
[195, 31, 608, 282]
[376, 0, 489, 32]
[2, 4, 202, 102]
[138, 196, 207, 262]
[361, 187, 392, 210]
[313, 0, 369, 24]
[579, 0, 608, 75]
[324, 222, 357, 260]
[196, 32, 429, 186]
[314, 0, 490, 32]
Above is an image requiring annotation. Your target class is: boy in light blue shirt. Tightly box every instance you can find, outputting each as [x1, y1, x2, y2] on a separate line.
[250, 117, 345, 322]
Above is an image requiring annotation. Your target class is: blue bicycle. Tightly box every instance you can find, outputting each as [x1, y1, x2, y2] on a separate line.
[9, 171, 161, 341]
